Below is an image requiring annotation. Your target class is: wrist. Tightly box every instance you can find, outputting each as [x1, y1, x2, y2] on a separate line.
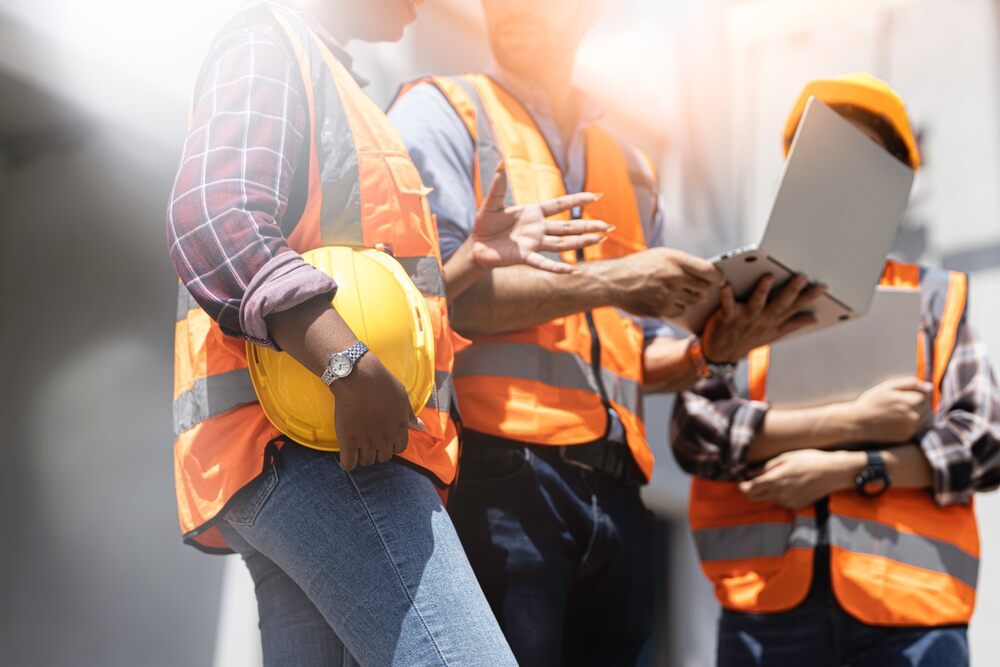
[830, 450, 868, 490]
[823, 401, 867, 444]
[580, 260, 620, 308]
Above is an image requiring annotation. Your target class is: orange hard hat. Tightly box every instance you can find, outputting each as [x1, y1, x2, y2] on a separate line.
[783, 73, 920, 170]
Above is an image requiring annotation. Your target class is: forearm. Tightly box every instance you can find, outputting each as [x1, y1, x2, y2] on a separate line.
[643, 336, 700, 393]
[442, 238, 490, 301]
[449, 261, 615, 335]
[746, 403, 861, 463]
[821, 445, 933, 494]
[264, 295, 359, 376]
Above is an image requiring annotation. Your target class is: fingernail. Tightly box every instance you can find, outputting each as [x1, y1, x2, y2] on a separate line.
[592, 192, 605, 201]
[606, 225, 617, 232]
[597, 237, 608, 244]
[496, 161, 506, 174]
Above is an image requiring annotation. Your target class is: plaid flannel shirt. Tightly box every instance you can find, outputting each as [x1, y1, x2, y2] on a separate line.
[671, 318, 1000, 506]
[166, 4, 356, 347]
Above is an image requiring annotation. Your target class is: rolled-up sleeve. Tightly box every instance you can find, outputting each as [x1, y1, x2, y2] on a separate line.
[917, 320, 1000, 506]
[670, 378, 770, 481]
[166, 26, 336, 346]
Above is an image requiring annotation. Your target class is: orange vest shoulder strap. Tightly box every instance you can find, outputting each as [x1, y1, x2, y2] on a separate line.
[920, 266, 969, 408]
[394, 74, 508, 208]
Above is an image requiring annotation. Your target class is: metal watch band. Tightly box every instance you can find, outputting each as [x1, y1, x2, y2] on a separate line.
[343, 341, 368, 365]
[321, 341, 369, 386]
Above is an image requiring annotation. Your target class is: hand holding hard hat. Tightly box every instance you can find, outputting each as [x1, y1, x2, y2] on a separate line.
[247, 247, 435, 460]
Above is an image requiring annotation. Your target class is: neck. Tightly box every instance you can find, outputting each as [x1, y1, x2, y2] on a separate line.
[512, 59, 578, 135]
[292, 0, 354, 44]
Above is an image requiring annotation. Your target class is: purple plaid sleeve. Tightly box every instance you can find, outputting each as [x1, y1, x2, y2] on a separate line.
[670, 378, 770, 481]
[166, 23, 336, 346]
[918, 321, 1000, 505]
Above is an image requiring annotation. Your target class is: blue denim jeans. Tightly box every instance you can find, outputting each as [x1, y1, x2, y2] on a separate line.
[718, 546, 969, 667]
[447, 434, 656, 667]
[216, 441, 516, 667]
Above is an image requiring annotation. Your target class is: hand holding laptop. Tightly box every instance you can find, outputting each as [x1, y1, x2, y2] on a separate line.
[607, 247, 723, 319]
[701, 273, 828, 362]
[675, 98, 915, 340]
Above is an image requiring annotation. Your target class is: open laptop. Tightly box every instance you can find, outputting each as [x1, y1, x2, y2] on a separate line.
[677, 97, 915, 338]
[765, 287, 921, 409]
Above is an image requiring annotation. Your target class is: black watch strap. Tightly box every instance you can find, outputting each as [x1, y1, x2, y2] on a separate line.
[855, 450, 892, 498]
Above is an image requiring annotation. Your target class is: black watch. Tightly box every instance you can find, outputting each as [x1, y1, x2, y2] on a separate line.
[855, 450, 892, 498]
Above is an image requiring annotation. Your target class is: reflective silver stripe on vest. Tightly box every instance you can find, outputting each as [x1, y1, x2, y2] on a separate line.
[828, 514, 979, 590]
[397, 256, 446, 299]
[693, 516, 818, 563]
[454, 341, 642, 414]
[446, 76, 515, 208]
[173, 368, 259, 436]
[176, 285, 200, 321]
[431, 370, 454, 414]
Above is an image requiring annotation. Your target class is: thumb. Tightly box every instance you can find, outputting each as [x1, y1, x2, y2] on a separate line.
[680, 253, 724, 286]
[480, 162, 507, 214]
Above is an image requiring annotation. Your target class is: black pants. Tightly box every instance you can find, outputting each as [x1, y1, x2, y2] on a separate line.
[448, 433, 656, 667]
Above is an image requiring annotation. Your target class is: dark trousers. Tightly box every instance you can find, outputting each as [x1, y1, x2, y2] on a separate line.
[718, 544, 969, 667]
[448, 432, 656, 667]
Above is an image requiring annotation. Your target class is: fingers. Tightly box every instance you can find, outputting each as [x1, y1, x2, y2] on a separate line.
[777, 312, 819, 336]
[887, 376, 934, 394]
[765, 274, 809, 315]
[544, 218, 614, 236]
[525, 252, 576, 274]
[339, 444, 359, 471]
[719, 283, 736, 320]
[362, 444, 381, 467]
[481, 163, 508, 213]
[674, 273, 715, 301]
[746, 275, 774, 317]
[376, 442, 395, 464]
[538, 192, 602, 217]
[678, 254, 725, 286]
[539, 234, 606, 253]
[787, 282, 828, 314]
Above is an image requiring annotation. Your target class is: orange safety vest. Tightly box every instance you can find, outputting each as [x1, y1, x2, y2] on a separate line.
[396, 74, 658, 480]
[173, 2, 458, 553]
[688, 260, 978, 626]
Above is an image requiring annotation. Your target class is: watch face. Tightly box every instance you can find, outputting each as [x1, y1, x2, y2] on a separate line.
[331, 355, 352, 378]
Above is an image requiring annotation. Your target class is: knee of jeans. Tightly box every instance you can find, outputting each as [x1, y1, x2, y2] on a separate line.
[224, 463, 279, 526]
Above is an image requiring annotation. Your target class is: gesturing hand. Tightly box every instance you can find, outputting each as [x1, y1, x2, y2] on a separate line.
[330, 353, 426, 471]
[472, 164, 613, 274]
[702, 274, 827, 363]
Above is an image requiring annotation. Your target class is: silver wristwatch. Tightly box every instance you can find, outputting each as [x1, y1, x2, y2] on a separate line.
[321, 342, 369, 386]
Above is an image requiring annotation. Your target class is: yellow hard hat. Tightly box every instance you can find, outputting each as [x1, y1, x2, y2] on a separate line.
[783, 73, 920, 170]
[246, 246, 435, 451]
